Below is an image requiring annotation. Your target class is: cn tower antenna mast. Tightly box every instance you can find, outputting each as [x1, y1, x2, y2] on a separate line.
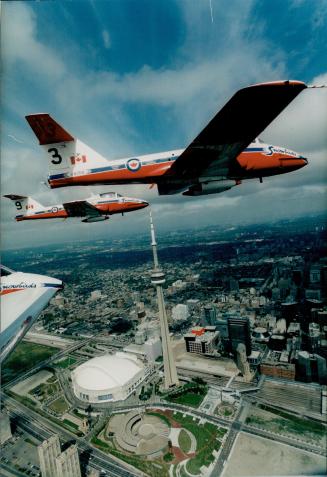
[149, 210, 179, 389]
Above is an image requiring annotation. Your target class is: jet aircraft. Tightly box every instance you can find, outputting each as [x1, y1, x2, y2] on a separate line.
[0, 264, 62, 363]
[4, 192, 148, 223]
[25, 80, 308, 196]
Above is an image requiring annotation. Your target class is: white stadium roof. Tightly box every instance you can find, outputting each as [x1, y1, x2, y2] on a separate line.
[73, 353, 143, 391]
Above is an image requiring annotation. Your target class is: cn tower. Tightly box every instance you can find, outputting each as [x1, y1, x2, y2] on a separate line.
[149, 210, 179, 389]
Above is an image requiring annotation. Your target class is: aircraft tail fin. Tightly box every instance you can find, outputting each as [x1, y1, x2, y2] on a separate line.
[25, 114, 110, 179]
[4, 195, 44, 219]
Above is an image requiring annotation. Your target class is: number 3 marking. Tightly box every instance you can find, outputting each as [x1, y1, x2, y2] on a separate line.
[48, 148, 62, 165]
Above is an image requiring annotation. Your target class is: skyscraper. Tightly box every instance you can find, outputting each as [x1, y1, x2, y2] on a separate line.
[227, 316, 252, 356]
[56, 444, 81, 477]
[203, 305, 216, 326]
[38, 435, 61, 477]
[150, 211, 179, 389]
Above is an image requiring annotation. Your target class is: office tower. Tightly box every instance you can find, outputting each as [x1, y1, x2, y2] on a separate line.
[0, 412, 12, 444]
[149, 211, 179, 389]
[227, 316, 252, 356]
[38, 435, 61, 477]
[203, 305, 216, 326]
[56, 444, 81, 477]
[236, 343, 251, 381]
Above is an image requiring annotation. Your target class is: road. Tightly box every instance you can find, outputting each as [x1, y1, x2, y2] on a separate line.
[2, 338, 92, 390]
[3, 393, 145, 477]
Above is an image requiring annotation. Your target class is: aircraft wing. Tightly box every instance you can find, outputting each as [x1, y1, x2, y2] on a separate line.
[166, 80, 307, 186]
[63, 200, 101, 218]
[0, 265, 62, 363]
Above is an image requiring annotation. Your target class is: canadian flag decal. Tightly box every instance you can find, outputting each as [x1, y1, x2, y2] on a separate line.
[70, 155, 87, 165]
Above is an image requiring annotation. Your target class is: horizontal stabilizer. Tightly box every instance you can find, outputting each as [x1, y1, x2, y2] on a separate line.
[25, 114, 74, 145]
[3, 194, 27, 200]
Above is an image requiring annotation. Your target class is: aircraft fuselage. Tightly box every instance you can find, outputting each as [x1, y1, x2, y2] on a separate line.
[47, 141, 307, 189]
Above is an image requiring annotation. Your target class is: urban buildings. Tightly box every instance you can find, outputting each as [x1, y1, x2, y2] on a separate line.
[38, 435, 61, 477]
[184, 326, 220, 356]
[55, 444, 81, 477]
[38, 436, 81, 477]
[260, 350, 296, 380]
[227, 316, 252, 355]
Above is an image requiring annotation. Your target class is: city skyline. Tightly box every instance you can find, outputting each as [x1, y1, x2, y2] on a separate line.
[1, 1, 327, 250]
[1, 213, 326, 477]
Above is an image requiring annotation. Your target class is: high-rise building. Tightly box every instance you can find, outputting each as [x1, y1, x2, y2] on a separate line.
[38, 435, 61, 477]
[227, 316, 251, 356]
[203, 305, 216, 326]
[149, 211, 179, 389]
[236, 343, 251, 381]
[56, 444, 81, 477]
[0, 412, 12, 445]
[296, 351, 327, 384]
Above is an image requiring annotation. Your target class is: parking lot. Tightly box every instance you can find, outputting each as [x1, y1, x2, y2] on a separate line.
[0, 430, 41, 476]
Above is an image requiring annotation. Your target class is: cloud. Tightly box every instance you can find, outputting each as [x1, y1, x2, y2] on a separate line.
[1, 1, 326, 250]
[261, 84, 327, 153]
[102, 30, 111, 49]
[1, 2, 65, 79]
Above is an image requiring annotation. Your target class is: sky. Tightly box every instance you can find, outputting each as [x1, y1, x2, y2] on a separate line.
[1, 0, 327, 250]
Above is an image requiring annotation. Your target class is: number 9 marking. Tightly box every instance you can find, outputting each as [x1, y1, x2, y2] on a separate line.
[15, 201, 22, 210]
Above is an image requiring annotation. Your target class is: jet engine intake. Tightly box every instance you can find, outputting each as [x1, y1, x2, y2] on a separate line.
[183, 180, 240, 196]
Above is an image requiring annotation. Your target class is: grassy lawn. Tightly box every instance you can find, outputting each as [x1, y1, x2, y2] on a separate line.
[63, 418, 79, 430]
[1, 342, 59, 384]
[166, 392, 205, 408]
[172, 412, 225, 475]
[54, 356, 76, 369]
[91, 409, 227, 477]
[178, 429, 191, 453]
[246, 405, 326, 444]
[91, 435, 170, 477]
[49, 396, 69, 414]
[30, 381, 59, 399]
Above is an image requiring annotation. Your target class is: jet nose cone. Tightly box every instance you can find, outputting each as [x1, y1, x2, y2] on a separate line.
[141, 200, 149, 208]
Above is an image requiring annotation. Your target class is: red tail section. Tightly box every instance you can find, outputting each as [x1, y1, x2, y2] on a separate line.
[25, 114, 74, 145]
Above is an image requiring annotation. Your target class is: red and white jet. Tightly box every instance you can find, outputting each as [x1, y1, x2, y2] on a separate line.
[0, 264, 62, 363]
[26, 80, 308, 196]
[4, 192, 149, 223]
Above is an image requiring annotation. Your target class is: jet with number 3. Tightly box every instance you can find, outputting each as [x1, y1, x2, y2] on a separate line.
[26, 81, 309, 196]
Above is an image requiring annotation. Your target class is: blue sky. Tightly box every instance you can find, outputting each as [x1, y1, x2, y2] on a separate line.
[1, 0, 327, 249]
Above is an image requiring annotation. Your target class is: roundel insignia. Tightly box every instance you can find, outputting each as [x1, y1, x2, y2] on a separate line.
[126, 158, 141, 172]
[51, 207, 58, 213]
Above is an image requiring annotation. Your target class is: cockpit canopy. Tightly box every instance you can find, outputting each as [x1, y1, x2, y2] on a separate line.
[99, 192, 122, 199]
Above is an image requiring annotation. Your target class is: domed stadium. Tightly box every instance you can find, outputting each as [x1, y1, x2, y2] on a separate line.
[71, 352, 145, 403]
